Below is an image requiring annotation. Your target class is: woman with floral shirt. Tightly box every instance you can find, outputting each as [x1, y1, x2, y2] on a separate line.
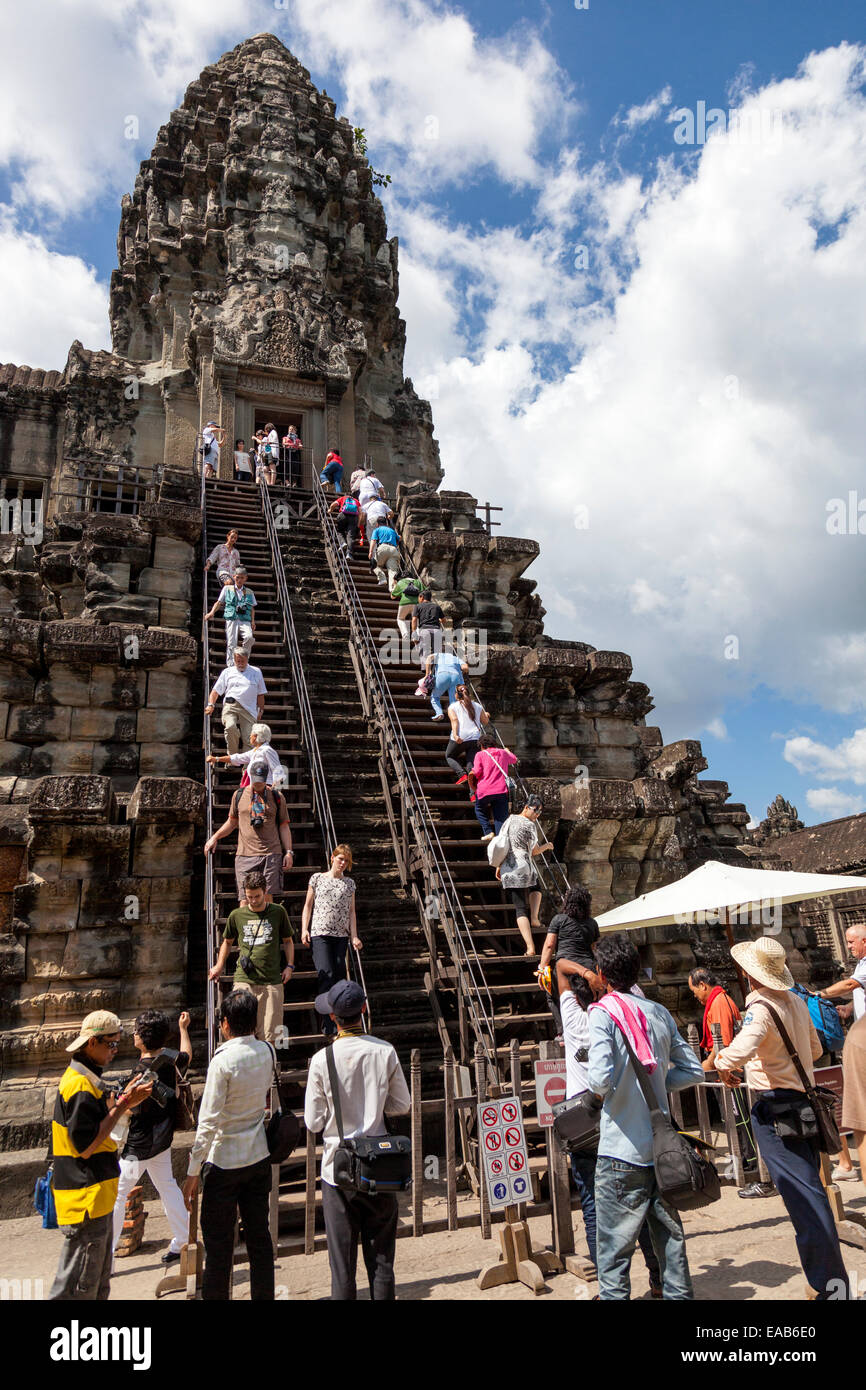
[301, 844, 361, 1036]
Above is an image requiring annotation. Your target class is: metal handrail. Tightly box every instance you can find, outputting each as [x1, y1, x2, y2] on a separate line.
[377, 494, 572, 902]
[311, 475, 500, 1071]
[200, 462, 218, 1059]
[261, 478, 371, 1029]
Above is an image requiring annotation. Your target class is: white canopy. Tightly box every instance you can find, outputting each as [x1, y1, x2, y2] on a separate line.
[595, 860, 866, 932]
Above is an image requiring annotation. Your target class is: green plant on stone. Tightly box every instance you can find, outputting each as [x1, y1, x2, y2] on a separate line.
[353, 127, 392, 188]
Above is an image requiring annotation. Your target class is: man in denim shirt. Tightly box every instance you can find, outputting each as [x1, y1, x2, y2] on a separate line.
[587, 934, 704, 1300]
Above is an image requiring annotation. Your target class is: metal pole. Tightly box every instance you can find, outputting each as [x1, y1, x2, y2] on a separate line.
[444, 1046, 458, 1231]
[411, 1049, 424, 1236]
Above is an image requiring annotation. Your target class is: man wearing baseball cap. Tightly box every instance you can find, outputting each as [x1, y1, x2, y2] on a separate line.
[49, 1012, 153, 1300]
[303, 982, 410, 1300]
[714, 937, 850, 1299]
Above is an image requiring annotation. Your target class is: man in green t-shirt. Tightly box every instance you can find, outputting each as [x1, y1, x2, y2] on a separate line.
[208, 871, 295, 1044]
[391, 574, 423, 651]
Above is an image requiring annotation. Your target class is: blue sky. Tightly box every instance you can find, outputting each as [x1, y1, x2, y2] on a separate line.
[1, 0, 865, 829]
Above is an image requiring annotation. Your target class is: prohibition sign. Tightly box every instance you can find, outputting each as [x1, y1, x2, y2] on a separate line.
[508, 1151, 526, 1173]
[490, 1157, 504, 1176]
[484, 1130, 503, 1153]
[481, 1107, 499, 1128]
[504, 1126, 522, 1148]
[501, 1102, 518, 1124]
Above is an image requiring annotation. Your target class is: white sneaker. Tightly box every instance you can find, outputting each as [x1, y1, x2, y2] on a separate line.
[831, 1165, 858, 1182]
[431, 713, 445, 721]
[481, 833, 494, 843]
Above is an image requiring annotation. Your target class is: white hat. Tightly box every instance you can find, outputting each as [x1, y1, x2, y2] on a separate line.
[66, 1010, 123, 1052]
[730, 936, 794, 990]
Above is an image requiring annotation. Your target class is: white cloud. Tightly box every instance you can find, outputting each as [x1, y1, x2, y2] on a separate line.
[619, 86, 673, 129]
[285, 0, 575, 190]
[0, 211, 109, 367]
[784, 727, 866, 785]
[703, 718, 729, 741]
[804, 787, 866, 819]
[396, 42, 866, 739]
[0, 0, 264, 214]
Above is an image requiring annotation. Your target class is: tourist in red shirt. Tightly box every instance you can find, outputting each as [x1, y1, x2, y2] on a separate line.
[688, 968, 741, 1071]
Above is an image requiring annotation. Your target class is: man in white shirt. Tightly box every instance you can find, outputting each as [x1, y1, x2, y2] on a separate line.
[205, 648, 266, 753]
[358, 470, 385, 534]
[204, 566, 257, 667]
[364, 498, 392, 532]
[819, 923, 866, 1022]
[183, 991, 275, 1300]
[304, 981, 410, 1300]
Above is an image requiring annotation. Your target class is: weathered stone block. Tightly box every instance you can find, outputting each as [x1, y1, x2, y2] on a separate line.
[138, 567, 192, 601]
[134, 627, 197, 674]
[131, 823, 195, 877]
[127, 777, 206, 826]
[0, 617, 41, 664]
[61, 825, 131, 880]
[42, 621, 121, 666]
[561, 778, 636, 824]
[14, 879, 80, 931]
[69, 708, 138, 742]
[88, 665, 147, 710]
[34, 668, 91, 706]
[0, 745, 32, 776]
[0, 933, 25, 981]
[159, 599, 191, 629]
[136, 709, 189, 743]
[153, 536, 195, 570]
[28, 775, 115, 824]
[0, 665, 36, 703]
[129, 935, 186, 977]
[145, 670, 191, 709]
[79, 877, 142, 928]
[51, 929, 133, 979]
[596, 722, 640, 748]
[0, 806, 29, 847]
[29, 742, 92, 777]
[0, 845, 27, 892]
[138, 744, 187, 776]
[91, 742, 140, 776]
[7, 705, 71, 744]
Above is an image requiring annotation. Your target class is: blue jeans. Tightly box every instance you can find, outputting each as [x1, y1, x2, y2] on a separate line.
[570, 1150, 661, 1284]
[475, 791, 509, 837]
[430, 675, 459, 716]
[751, 1091, 849, 1299]
[321, 461, 343, 493]
[594, 1156, 693, 1300]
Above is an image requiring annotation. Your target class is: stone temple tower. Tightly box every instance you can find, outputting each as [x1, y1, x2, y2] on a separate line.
[0, 35, 839, 1132]
[109, 33, 442, 492]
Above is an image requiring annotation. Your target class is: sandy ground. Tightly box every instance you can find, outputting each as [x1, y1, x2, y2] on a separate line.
[3, 1178, 866, 1301]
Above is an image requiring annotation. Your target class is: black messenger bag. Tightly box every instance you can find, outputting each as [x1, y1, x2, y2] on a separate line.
[325, 1043, 411, 1195]
[552, 1090, 602, 1154]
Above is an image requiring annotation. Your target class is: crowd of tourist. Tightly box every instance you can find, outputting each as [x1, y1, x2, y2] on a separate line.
[44, 445, 866, 1306]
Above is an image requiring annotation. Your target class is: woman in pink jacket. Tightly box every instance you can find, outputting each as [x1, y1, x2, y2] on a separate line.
[470, 733, 518, 842]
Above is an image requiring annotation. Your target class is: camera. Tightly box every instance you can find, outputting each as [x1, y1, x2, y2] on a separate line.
[134, 1067, 174, 1109]
[250, 814, 265, 829]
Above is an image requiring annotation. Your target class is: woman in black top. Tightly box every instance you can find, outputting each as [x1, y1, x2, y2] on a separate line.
[111, 1009, 192, 1266]
[539, 886, 603, 1035]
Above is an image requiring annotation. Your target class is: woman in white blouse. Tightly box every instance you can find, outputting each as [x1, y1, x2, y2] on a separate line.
[445, 685, 489, 790]
[301, 845, 362, 1037]
[206, 722, 283, 787]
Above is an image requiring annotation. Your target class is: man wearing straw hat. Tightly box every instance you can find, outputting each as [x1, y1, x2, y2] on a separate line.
[714, 936, 850, 1300]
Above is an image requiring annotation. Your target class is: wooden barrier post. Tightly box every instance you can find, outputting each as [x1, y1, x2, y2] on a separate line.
[474, 1043, 491, 1240]
[444, 1046, 458, 1231]
[411, 1048, 424, 1236]
[304, 1125, 317, 1256]
[686, 1024, 712, 1143]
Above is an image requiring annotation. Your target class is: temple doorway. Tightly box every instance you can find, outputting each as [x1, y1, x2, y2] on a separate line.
[254, 410, 305, 486]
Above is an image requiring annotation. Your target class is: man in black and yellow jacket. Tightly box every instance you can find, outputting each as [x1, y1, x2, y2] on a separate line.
[50, 1011, 152, 1301]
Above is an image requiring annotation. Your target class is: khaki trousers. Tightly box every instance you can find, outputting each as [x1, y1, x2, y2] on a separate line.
[221, 701, 256, 754]
[232, 981, 284, 1045]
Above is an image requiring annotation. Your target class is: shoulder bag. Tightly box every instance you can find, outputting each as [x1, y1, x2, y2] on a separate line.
[621, 1031, 721, 1211]
[159, 1047, 197, 1134]
[265, 1043, 300, 1165]
[552, 1089, 603, 1154]
[324, 1042, 411, 1195]
[752, 1001, 841, 1154]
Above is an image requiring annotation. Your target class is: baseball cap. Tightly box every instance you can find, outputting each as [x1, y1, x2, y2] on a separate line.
[249, 761, 269, 781]
[66, 1011, 123, 1053]
[315, 980, 366, 1019]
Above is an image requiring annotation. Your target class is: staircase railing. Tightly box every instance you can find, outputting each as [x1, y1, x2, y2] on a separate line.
[261, 478, 371, 1027]
[309, 476, 500, 1073]
[378, 494, 572, 902]
[200, 464, 219, 1059]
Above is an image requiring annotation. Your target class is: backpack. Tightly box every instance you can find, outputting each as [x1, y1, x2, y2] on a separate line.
[341, 496, 359, 514]
[34, 1166, 57, 1229]
[790, 983, 846, 1054]
[487, 819, 512, 869]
